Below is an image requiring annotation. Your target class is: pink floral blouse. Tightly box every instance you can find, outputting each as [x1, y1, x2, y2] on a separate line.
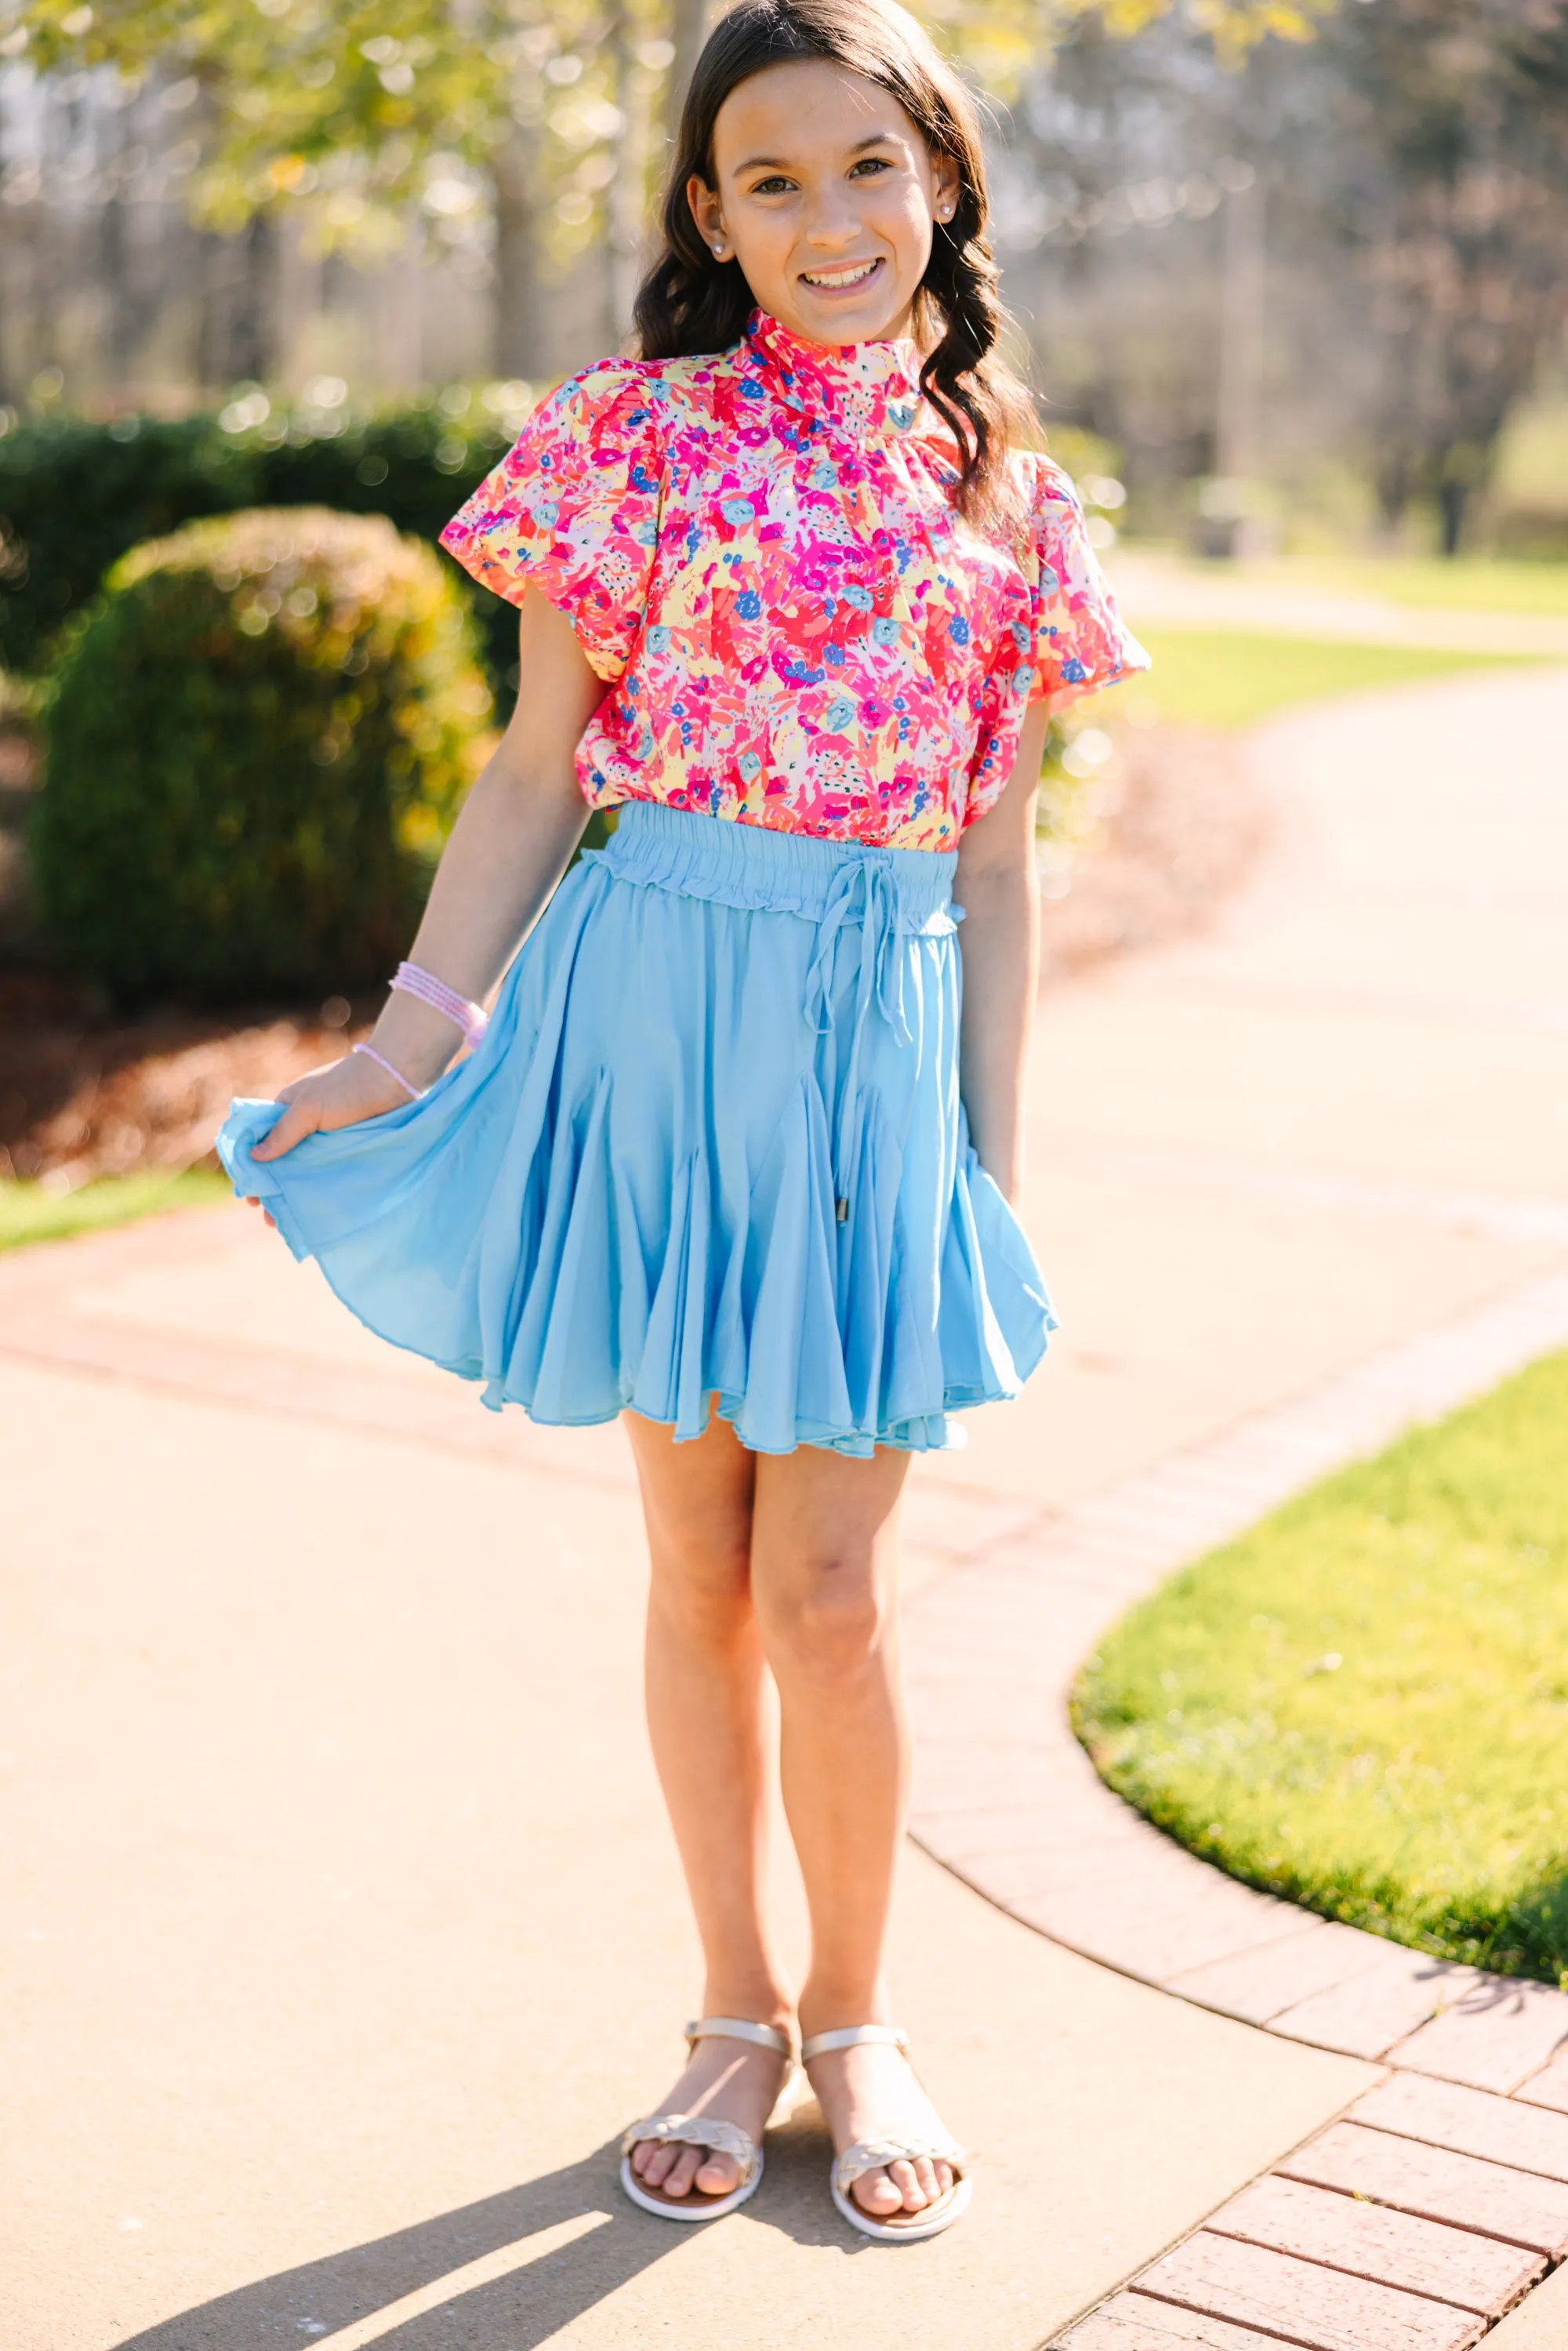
[441, 308, 1147, 854]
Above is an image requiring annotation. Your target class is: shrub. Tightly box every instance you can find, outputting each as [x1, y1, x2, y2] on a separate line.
[0, 404, 519, 692]
[34, 508, 493, 1005]
[0, 415, 260, 677]
[260, 403, 521, 697]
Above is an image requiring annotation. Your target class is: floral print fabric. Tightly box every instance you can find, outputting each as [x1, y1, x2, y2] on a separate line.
[441, 308, 1147, 852]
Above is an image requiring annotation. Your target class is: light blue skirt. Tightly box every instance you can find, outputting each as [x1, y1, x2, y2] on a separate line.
[216, 802, 1054, 1456]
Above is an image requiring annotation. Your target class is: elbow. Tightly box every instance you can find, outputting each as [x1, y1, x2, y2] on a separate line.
[956, 851, 1038, 921]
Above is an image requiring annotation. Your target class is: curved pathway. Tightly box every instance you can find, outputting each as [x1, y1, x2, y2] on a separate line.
[905, 663, 1568, 2346]
[0, 663, 1563, 2351]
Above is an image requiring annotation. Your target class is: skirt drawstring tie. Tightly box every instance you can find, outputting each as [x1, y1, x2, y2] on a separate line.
[804, 857, 915, 1217]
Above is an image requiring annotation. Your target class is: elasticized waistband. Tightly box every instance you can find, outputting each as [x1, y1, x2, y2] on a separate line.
[592, 801, 959, 931]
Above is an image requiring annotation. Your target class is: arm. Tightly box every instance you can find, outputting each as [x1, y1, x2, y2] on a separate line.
[251, 590, 605, 1164]
[954, 702, 1051, 1209]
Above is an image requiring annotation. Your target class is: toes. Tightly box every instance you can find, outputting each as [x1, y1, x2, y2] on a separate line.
[851, 2165, 906, 2218]
[912, 2157, 942, 2207]
[887, 2157, 927, 2211]
[637, 2139, 676, 2187]
[631, 2139, 728, 2200]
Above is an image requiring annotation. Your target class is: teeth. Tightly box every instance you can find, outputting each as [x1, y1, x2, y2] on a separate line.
[802, 259, 879, 288]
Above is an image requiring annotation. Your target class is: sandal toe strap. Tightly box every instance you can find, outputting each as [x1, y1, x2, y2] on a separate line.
[621, 2113, 760, 2183]
[834, 2133, 967, 2192]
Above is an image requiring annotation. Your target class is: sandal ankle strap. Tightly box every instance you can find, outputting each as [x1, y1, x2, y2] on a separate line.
[800, 2023, 909, 2062]
[686, 2015, 794, 2059]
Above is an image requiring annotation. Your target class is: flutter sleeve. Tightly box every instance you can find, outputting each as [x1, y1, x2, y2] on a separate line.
[439, 360, 666, 684]
[1018, 454, 1149, 708]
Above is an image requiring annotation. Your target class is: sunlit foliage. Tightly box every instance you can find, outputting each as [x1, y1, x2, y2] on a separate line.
[4, 0, 1330, 270]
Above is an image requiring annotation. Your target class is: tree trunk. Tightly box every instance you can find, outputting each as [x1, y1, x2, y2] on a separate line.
[23, 84, 64, 397]
[194, 227, 227, 393]
[0, 190, 38, 403]
[373, 213, 423, 392]
[102, 193, 132, 390]
[605, 0, 644, 350]
[491, 128, 546, 380]
[664, 0, 710, 145]
[1438, 476, 1468, 558]
[100, 102, 140, 398]
[1374, 451, 1412, 535]
[196, 210, 277, 391]
[231, 210, 278, 385]
[1215, 174, 1263, 484]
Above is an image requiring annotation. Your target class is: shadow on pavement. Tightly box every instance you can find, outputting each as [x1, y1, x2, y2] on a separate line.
[112, 2110, 856, 2349]
[111, 2145, 675, 2350]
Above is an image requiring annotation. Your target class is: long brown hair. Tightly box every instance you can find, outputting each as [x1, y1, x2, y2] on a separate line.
[632, 0, 1031, 528]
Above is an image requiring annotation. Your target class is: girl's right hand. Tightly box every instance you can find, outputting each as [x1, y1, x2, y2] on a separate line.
[242, 1050, 413, 1221]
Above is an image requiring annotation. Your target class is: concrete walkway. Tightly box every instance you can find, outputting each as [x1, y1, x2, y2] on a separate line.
[3, 659, 1565, 2349]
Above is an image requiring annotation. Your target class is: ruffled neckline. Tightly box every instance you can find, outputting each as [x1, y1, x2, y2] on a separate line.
[743, 307, 924, 442]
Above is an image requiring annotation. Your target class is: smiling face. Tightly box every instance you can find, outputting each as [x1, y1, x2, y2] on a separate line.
[688, 58, 960, 350]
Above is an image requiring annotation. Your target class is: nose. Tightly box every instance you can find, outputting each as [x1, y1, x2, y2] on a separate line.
[800, 177, 865, 251]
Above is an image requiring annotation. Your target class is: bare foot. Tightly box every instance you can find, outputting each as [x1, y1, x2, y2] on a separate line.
[627, 2029, 793, 2204]
[803, 2036, 957, 2221]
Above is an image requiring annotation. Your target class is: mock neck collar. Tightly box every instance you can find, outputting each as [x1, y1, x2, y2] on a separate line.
[743, 307, 924, 441]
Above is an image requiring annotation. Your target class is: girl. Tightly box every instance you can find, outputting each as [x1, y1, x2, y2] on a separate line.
[220, 0, 1144, 2245]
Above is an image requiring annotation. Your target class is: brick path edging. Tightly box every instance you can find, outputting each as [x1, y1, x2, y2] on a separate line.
[902, 1264, 1568, 2351]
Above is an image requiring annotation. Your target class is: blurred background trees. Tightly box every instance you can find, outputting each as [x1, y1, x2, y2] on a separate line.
[1341, 0, 1568, 551]
[1, 0, 1562, 1149]
[996, 0, 1568, 551]
[0, 0, 1563, 557]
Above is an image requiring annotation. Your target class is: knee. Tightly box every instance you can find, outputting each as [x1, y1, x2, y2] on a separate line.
[648, 1535, 754, 1651]
[759, 1554, 890, 1693]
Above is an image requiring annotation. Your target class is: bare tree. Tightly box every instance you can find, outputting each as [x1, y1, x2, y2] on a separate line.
[1336, 0, 1568, 550]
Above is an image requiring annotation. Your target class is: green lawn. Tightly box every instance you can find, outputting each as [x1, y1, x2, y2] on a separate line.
[1296, 556, 1568, 619]
[1120, 629, 1536, 731]
[0, 1167, 233, 1253]
[1123, 553, 1568, 620]
[1072, 1348, 1568, 1985]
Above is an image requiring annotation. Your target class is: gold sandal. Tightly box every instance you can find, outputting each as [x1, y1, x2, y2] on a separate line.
[619, 2017, 794, 2222]
[801, 2025, 971, 2244]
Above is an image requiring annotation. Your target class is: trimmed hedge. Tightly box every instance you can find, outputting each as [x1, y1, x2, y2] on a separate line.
[0, 403, 520, 693]
[34, 508, 492, 1004]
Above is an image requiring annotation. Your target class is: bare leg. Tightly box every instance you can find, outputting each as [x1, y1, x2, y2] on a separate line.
[750, 1443, 955, 2220]
[622, 1407, 793, 2202]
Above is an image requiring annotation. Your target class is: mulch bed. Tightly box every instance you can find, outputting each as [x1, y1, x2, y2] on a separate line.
[0, 722, 1266, 1185]
[0, 970, 373, 1185]
[1036, 721, 1268, 983]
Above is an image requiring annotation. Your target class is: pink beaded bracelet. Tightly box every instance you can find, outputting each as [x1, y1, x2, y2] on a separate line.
[351, 1041, 424, 1101]
[390, 960, 489, 1047]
